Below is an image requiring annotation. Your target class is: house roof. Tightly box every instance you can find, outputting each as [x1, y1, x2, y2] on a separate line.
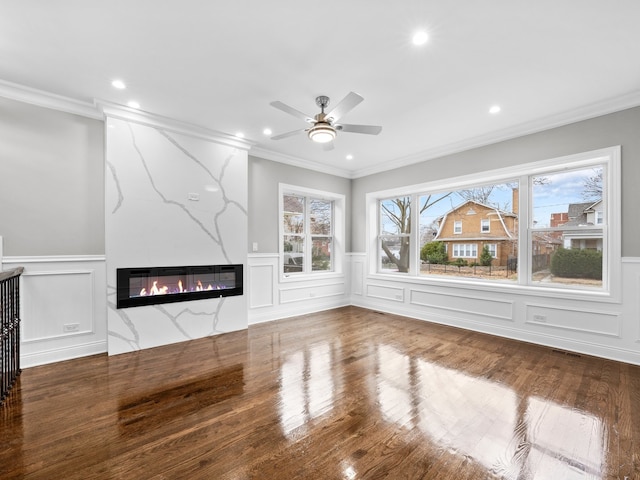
[436, 200, 516, 221]
[564, 200, 602, 226]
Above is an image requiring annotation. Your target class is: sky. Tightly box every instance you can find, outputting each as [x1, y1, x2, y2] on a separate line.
[381, 165, 603, 234]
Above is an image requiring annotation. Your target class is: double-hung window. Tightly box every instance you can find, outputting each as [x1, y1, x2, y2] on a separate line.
[280, 185, 344, 277]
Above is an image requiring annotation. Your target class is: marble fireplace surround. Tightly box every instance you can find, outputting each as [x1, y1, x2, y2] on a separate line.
[102, 104, 250, 356]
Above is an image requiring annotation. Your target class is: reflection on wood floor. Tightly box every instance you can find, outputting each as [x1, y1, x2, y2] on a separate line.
[2, 306, 639, 479]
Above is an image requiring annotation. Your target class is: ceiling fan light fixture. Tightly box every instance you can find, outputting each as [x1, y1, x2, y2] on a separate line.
[307, 123, 336, 143]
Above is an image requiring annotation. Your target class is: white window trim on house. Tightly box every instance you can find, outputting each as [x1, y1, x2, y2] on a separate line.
[279, 184, 345, 282]
[454, 220, 462, 234]
[481, 219, 490, 233]
[365, 146, 621, 302]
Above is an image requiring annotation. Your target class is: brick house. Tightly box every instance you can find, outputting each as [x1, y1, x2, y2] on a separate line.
[432, 198, 518, 267]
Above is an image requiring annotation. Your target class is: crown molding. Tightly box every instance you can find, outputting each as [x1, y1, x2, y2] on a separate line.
[97, 100, 255, 151]
[0, 79, 102, 119]
[249, 146, 353, 178]
[349, 90, 640, 178]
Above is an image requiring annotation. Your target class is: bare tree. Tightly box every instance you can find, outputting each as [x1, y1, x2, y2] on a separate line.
[457, 186, 495, 205]
[583, 168, 603, 200]
[381, 194, 451, 272]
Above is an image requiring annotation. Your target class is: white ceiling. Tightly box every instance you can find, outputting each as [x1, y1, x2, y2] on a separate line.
[2, 1, 640, 178]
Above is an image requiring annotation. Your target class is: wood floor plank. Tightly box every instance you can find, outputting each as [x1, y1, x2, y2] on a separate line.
[2, 306, 640, 479]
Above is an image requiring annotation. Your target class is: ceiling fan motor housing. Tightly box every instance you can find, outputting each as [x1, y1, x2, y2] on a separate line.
[315, 95, 330, 110]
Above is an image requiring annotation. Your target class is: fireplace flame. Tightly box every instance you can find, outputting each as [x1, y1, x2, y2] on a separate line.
[139, 277, 224, 297]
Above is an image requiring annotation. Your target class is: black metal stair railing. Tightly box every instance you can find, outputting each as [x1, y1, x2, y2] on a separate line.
[1, 266, 23, 406]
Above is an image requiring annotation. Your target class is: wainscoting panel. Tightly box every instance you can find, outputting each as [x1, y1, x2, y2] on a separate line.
[410, 289, 514, 322]
[249, 263, 275, 309]
[349, 253, 366, 297]
[280, 282, 345, 304]
[367, 284, 404, 302]
[22, 270, 95, 341]
[525, 303, 621, 338]
[3, 255, 107, 367]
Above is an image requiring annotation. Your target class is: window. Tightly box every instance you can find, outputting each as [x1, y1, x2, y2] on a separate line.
[280, 185, 345, 277]
[453, 243, 478, 258]
[595, 210, 603, 225]
[531, 165, 605, 287]
[369, 146, 620, 295]
[379, 196, 411, 272]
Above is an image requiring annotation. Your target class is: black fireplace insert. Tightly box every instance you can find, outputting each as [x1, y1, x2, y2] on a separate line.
[116, 264, 243, 308]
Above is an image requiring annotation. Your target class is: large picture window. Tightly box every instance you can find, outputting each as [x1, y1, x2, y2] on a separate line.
[369, 146, 620, 295]
[280, 185, 345, 277]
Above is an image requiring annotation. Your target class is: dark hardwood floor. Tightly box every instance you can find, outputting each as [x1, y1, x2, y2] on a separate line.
[2, 306, 639, 479]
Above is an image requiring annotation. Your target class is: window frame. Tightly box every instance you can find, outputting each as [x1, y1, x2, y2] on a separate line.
[366, 146, 621, 302]
[454, 220, 462, 234]
[481, 219, 491, 233]
[279, 184, 345, 281]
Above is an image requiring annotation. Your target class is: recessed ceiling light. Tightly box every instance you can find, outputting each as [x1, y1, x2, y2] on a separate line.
[263, 128, 272, 136]
[489, 105, 501, 114]
[127, 101, 140, 109]
[412, 31, 429, 46]
[111, 79, 126, 90]
[346, 154, 354, 160]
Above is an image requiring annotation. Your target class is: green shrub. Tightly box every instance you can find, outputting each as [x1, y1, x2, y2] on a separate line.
[479, 245, 493, 266]
[550, 247, 602, 279]
[451, 258, 468, 268]
[420, 241, 448, 264]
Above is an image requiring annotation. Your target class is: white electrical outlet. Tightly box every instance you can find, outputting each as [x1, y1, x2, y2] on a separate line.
[533, 314, 547, 323]
[63, 323, 80, 333]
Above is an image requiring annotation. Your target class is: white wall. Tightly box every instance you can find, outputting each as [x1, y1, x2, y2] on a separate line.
[103, 107, 250, 355]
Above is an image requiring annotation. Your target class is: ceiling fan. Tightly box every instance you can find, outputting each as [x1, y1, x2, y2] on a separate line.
[269, 91, 382, 145]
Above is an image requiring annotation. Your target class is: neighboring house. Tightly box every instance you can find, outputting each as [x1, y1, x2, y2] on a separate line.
[433, 199, 517, 266]
[560, 200, 604, 251]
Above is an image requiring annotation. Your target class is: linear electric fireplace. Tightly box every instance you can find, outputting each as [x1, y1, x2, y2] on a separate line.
[117, 264, 243, 308]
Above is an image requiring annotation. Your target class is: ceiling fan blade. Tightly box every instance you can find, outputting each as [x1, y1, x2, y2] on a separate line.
[270, 101, 314, 123]
[325, 91, 364, 122]
[336, 123, 382, 135]
[271, 129, 306, 140]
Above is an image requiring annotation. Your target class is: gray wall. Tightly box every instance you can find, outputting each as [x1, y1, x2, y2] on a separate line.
[2, 95, 638, 259]
[0, 97, 104, 256]
[248, 155, 352, 253]
[352, 106, 640, 257]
